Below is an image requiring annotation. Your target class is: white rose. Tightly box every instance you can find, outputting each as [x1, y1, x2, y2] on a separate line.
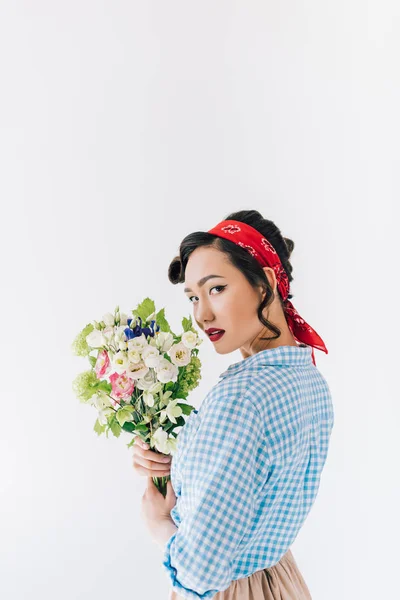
[102, 312, 115, 327]
[156, 357, 179, 383]
[155, 331, 174, 353]
[181, 330, 198, 350]
[141, 346, 162, 369]
[168, 341, 191, 367]
[125, 361, 149, 380]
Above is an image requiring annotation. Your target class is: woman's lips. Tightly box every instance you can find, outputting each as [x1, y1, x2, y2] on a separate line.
[208, 330, 225, 342]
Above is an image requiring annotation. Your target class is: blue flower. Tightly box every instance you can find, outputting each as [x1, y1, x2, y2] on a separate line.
[124, 317, 161, 340]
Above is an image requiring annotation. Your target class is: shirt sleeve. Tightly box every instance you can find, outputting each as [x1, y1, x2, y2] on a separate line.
[162, 390, 266, 600]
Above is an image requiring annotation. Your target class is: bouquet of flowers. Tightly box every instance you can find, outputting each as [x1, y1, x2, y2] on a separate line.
[71, 297, 202, 496]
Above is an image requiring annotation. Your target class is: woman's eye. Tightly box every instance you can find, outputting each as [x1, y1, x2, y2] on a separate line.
[188, 285, 226, 304]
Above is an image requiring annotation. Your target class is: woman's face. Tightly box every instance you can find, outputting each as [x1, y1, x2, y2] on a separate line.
[183, 246, 269, 354]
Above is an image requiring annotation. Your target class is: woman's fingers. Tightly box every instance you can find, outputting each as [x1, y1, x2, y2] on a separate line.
[132, 437, 172, 477]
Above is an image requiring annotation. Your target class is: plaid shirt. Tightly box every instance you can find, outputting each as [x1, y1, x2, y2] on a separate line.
[162, 344, 334, 599]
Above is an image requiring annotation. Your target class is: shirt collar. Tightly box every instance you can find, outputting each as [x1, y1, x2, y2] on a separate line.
[218, 344, 313, 380]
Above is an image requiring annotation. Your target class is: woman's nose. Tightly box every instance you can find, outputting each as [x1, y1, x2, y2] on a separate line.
[196, 303, 214, 323]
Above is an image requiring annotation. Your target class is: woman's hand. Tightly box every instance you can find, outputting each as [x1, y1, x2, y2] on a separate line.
[132, 437, 172, 478]
[141, 477, 177, 543]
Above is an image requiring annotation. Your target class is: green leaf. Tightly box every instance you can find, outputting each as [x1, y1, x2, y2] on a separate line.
[155, 307, 172, 334]
[177, 403, 196, 415]
[126, 436, 136, 449]
[96, 380, 112, 393]
[134, 423, 149, 433]
[110, 418, 122, 438]
[182, 315, 193, 332]
[122, 422, 136, 434]
[94, 419, 106, 436]
[116, 407, 134, 427]
[88, 355, 97, 367]
[120, 403, 135, 413]
[132, 297, 156, 323]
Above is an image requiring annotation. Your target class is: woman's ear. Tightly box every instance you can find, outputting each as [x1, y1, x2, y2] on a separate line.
[262, 267, 277, 294]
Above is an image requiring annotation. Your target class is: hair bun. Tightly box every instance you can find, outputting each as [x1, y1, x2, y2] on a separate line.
[283, 237, 295, 258]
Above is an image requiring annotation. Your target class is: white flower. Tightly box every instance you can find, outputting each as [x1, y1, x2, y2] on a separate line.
[92, 391, 113, 410]
[119, 312, 129, 326]
[159, 398, 183, 425]
[102, 312, 115, 327]
[86, 329, 107, 348]
[149, 381, 162, 395]
[111, 350, 128, 374]
[114, 325, 127, 339]
[127, 349, 141, 364]
[156, 357, 179, 383]
[168, 341, 191, 367]
[150, 426, 178, 456]
[181, 330, 198, 349]
[144, 311, 156, 323]
[102, 326, 116, 344]
[143, 391, 155, 407]
[98, 407, 114, 425]
[135, 370, 156, 391]
[154, 331, 174, 353]
[141, 345, 162, 368]
[125, 361, 149, 380]
[127, 333, 148, 351]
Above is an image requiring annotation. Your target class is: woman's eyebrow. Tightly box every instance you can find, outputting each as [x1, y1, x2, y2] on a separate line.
[184, 274, 226, 293]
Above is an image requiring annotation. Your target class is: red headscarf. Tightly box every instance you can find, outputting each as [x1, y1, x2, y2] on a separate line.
[207, 219, 328, 366]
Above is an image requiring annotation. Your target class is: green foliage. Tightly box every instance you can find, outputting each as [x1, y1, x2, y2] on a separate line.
[109, 417, 122, 438]
[177, 355, 202, 396]
[96, 380, 112, 394]
[176, 402, 196, 416]
[71, 323, 94, 357]
[131, 297, 155, 323]
[116, 406, 134, 427]
[72, 370, 99, 403]
[94, 419, 106, 436]
[155, 307, 173, 334]
[181, 315, 193, 332]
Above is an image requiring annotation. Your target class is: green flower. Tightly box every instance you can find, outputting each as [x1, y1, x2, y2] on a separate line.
[72, 370, 99, 403]
[71, 323, 94, 357]
[179, 355, 202, 395]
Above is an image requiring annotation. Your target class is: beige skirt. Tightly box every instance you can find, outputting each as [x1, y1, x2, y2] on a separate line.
[168, 548, 312, 600]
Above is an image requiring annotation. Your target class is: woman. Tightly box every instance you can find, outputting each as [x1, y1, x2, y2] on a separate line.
[163, 209, 334, 599]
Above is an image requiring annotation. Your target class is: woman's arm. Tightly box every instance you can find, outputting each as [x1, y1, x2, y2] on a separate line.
[155, 518, 178, 551]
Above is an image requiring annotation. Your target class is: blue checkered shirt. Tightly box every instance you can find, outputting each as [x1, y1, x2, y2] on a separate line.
[162, 344, 334, 599]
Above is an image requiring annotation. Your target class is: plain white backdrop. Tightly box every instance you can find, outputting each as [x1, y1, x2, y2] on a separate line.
[1, 2, 398, 599]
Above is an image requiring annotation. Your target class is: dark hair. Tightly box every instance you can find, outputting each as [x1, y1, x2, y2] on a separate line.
[168, 210, 295, 342]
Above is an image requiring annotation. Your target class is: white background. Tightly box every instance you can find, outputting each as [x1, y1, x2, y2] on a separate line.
[1, 2, 399, 599]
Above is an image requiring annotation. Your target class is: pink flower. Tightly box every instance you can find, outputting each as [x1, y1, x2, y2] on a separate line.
[109, 371, 135, 403]
[95, 350, 111, 379]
